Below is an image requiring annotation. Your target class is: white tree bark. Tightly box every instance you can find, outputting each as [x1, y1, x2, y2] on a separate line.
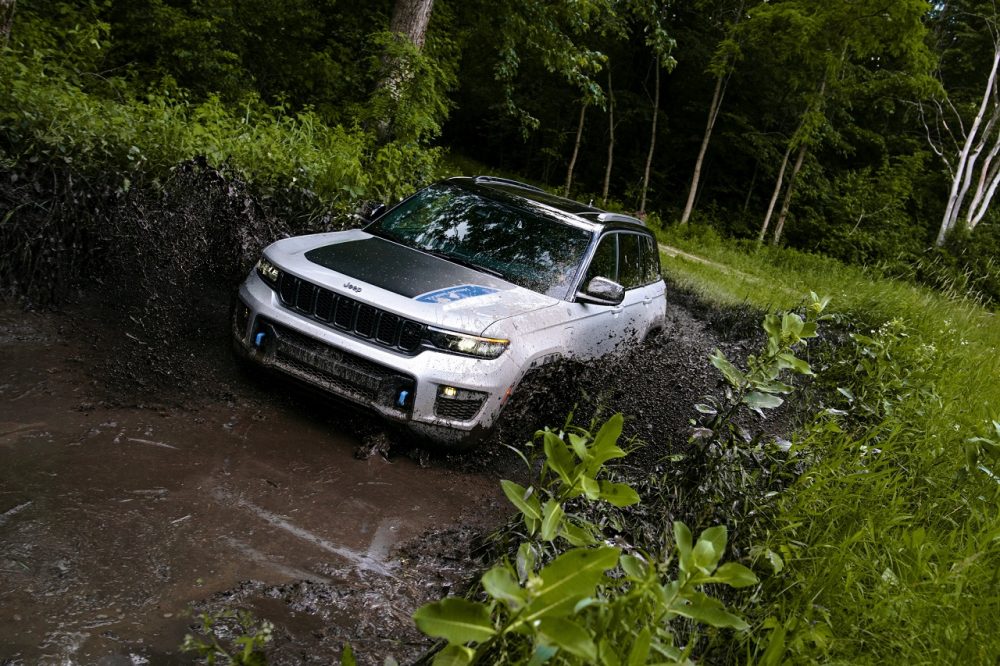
[602, 69, 615, 205]
[758, 140, 793, 243]
[638, 57, 660, 218]
[681, 74, 725, 224]
[936, 42, 1000, 245]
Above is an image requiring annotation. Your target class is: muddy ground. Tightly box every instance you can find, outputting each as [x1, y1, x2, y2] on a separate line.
[0, 274, 775, 665]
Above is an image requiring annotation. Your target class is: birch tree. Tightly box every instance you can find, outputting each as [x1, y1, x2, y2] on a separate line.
[925, 7, 1000, 244]
[746, 0, 930, 245]
[680, 0, 752, 225]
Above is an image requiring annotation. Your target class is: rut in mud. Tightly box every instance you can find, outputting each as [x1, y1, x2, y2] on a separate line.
[0, 165, 795, 664]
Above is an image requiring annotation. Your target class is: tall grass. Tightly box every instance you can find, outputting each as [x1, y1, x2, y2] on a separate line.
[658, 225, 1000, 664]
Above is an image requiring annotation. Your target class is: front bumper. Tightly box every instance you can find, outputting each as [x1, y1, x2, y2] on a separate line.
[234, 271, 520, 444]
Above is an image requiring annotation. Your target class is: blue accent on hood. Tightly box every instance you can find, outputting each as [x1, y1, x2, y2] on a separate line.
[415, 285, 499, 304]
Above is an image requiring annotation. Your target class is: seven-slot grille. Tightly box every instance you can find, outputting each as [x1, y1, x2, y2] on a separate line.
[277, 271, 425, 353]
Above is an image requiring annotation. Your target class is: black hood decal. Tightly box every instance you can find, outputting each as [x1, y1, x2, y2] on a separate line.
[304, 237, 512, 299]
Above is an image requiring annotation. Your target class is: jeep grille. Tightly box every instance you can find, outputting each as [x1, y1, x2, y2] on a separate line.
[276, 271, 425, 353]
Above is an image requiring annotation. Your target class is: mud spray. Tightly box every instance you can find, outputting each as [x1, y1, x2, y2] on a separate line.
[2, 162, 800, 665]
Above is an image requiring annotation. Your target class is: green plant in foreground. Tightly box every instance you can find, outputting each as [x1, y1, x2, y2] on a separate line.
[181, 610, 273, 665]
[694, 292, 831, 441]
[413, 415, 758, 665]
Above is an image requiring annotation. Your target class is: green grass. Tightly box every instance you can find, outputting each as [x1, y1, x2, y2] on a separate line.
[657, 225, 1000, 664]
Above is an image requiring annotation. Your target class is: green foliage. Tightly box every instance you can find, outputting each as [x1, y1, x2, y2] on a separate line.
[0, 46, 441, 212]
[415, 415, 757, 665]
[695, 292, 829, 440]
[181, 610, 273, 665]
[658, 236, 1000, 664]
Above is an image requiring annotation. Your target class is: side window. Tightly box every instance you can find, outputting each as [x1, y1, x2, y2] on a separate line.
[642, 235, 661, 283]
[584, 234, 618, 284]
[618, 233, 643, 289]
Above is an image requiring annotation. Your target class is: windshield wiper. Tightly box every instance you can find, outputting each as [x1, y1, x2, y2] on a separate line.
[422, 248, 505, 279]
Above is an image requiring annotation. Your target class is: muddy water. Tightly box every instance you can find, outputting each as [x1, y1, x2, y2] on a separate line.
[0, 308, 505, 664]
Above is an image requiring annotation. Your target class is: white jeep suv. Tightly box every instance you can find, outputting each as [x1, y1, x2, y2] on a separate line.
[233, 176, 666, 446]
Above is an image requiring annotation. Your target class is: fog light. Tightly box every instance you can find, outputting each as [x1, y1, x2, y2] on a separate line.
[441, 386, 458, 398]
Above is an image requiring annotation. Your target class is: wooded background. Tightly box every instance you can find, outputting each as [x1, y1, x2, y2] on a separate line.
[2, 0, 999, 303]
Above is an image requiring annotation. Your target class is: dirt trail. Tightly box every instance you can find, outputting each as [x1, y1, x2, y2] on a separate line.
[0, 264, 770, 664]
[0, 307, 504, 664]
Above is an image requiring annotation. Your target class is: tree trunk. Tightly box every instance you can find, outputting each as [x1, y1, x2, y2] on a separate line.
[602, 69, 615, 205]
[937, 43, 1000, 245]
[681, 73, 725, 224]
[0, 0, 15, 47]
[376, 0, 435, 142]
[564, 102, 587, 197]
[389, 0, 434, 47]
[758, 142, 793, 243]
[772, 142, 808, 245]
[638, 56, 660, 219]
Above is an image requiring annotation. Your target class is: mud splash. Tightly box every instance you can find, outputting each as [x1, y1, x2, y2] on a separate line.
[2, 162, 797, 664]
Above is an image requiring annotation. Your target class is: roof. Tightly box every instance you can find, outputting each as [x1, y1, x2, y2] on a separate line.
[458, 176, 648, 230]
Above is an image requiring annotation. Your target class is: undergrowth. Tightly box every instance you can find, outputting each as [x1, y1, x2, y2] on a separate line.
[657, 226, 1000, 664]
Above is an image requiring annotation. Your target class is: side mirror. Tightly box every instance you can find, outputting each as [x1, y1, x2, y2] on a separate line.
[576, 276, 625, 306]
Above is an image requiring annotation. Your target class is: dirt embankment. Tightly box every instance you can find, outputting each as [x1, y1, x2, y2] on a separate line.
[1, 165, 790, 664]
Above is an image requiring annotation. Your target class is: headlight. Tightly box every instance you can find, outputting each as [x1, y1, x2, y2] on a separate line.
[427, 327, 509, 359]
[256, 256, 279, 286]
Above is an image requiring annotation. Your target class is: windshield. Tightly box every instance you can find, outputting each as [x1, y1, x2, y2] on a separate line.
[368, 183, 594, 298]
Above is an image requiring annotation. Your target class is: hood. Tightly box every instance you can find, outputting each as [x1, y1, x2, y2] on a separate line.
[264, 230, 559, 335]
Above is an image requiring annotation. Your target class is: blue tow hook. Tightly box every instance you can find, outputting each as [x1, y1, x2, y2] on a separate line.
[254, 331, 266, 348]
[397, 390, 409, 407]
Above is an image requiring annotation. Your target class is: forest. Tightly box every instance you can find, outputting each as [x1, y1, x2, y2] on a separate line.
[1, 1, 999, 665]
[1, 0, 999, 305]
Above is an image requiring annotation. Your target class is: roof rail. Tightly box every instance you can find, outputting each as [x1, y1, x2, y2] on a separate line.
[473, 175, 545, 193]
[596, 211, 646, 227]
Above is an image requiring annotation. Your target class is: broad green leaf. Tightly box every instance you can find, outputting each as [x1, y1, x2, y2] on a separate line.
[762, 314, 781, 340]
[620, 554, 648, 580]
[567, 432, 589, 461]
[432, 644, 475, 666]
[516, 542, 536, 583]
[541, 499, 564, 541]
[704, 562, 759, 588]
[501, 480, 542, 533]
[757, 380, 794, 394]
[710, 350, 746, 387]
[777, 352, 813, 375]
[694, 403, 717, 415]
[543, 431, 577, 487]
[482, 565, 526, 608]
[561, 520, 598, 547]
[627, 627, 652, 666]
[674, 522, 693, 572]
[526, 644, 558, 666]
[537, 618, 597, 661]
[781, 312, 804, 339]
[671, 597, 749, 630]
[699, 525, 728, 557]
[591, 413, 624, 455]
[413, 598, 495, 644]
[693, 538, 719, 574]
[800, 321, 818, 338]
[525, 547, 620, 620]
[341, 643, 357, 666]
[598, 480, 640, 507]
[580, 475, 600, 500]
[744, 392, 784, 410]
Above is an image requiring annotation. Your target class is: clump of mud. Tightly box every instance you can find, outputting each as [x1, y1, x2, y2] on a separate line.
[189, 524, 492, 666]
